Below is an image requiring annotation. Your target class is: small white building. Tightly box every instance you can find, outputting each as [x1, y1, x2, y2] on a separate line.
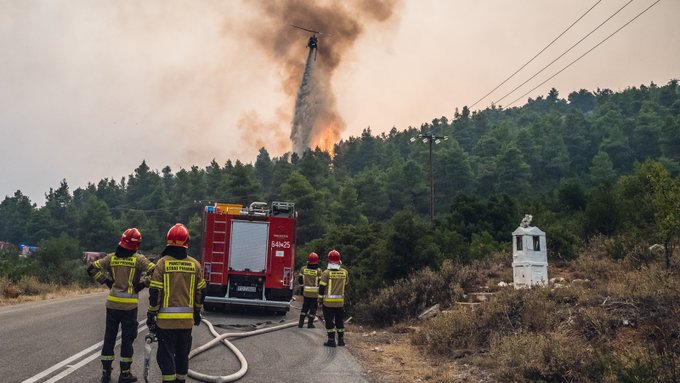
[512, 215, 548, 288]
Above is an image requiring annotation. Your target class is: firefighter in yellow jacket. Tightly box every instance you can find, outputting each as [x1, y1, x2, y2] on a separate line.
[146, 223, 206, 383]
[318, 249, 349, 347]
[88, 228, 155, 383]
[297, 252, 320, 328]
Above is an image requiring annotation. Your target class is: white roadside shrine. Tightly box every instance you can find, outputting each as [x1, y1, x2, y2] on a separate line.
[512, 214, 548, 288]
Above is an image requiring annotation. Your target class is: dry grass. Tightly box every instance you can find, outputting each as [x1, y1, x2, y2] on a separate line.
[356, 260, 474, 326]
[491, 331, 590, 382]
[0, 276, 103, 306]
[353, 239, 680, 382]
[348, 323, 495, 383]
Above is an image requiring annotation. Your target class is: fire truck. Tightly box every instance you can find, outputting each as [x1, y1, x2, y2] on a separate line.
[200, 201, 297, 313]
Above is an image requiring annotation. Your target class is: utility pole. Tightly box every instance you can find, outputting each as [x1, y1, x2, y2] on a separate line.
[410, 133, 448, 221]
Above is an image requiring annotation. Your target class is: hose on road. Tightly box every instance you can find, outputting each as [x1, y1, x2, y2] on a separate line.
[186, 318, 298, 383]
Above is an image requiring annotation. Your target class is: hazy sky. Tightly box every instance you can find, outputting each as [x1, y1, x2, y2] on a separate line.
[1, 0, 678, 205]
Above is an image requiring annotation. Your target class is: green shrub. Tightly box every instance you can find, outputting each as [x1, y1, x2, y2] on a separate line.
[0, 251, 31, 282]
[357, 260, 472, 325]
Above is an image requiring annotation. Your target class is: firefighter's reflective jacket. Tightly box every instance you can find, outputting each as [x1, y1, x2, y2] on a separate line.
[90, 253, 155, 310]
[319, 266, 349, 308]
[148, 255, 206, 329]
[298, 266, 320, 298]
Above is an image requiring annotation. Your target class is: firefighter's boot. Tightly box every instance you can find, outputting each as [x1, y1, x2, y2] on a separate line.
[337, 331, 345, 346]
[118, 362, 137, 383]
[175, 380, 186, 383]
[324, 331, 336, 347]
[101, 369, 112, 383]
[101, 360, 112, 383]
[307, 316, 315, 328]
[298, 314, 306, 328]
[117, 371, 137, 383]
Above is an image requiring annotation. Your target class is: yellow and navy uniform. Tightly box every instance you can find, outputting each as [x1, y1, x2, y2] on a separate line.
[88, 250, 154, 376]
[297, 264, 321, 327]
[148, 251, 206, 383]
[300, 265, 321, 298]
[319, 266, 348, 308]
[149, 255, 206, 329]
[319, 265, 349, 346]
[91, 253, 155, 310]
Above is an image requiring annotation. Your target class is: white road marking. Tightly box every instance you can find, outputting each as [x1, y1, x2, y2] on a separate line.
[22, 324, 148, 383]
[20, 342, 103, 383]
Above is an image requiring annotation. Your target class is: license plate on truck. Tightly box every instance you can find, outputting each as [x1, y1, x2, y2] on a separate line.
[236, 285, 257, 292]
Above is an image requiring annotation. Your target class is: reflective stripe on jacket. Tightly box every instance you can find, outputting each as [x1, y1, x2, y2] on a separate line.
[299, 266, 320, 298]
[319, 267, 348, 308]
[149, 255, 206, 329]
[91, 253, 155, 310]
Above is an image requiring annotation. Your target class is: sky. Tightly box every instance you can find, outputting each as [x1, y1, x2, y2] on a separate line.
[1, 0, 678, 205]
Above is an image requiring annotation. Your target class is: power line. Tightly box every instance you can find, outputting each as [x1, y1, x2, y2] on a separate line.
[506, 0, 663, 108]
[469, 0, 602, 109]
[493, 0, 635, 106]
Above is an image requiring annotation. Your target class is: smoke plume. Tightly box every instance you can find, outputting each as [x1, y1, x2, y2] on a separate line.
[245, 0, 401, 155]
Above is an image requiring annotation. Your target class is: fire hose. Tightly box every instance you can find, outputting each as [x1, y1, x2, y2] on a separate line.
[188, 318, 298, 382]
[144, 301, 338, 382]
[144, 318, 298, 383]
[186, 302, 322, 382]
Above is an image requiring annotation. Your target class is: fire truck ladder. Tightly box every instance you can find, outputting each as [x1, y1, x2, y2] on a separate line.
[210, 214, 228, 283]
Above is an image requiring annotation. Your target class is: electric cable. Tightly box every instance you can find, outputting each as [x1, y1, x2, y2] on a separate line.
[469, 0, 602, 109]
[506, 0, 662, 108]
[493, 0, 635, 106]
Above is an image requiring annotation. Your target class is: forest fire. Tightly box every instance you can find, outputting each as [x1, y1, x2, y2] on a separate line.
[313, 123, 340, 156]
[249, 1, 400, 157]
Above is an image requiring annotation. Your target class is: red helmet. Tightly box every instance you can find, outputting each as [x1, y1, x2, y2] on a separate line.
[328, 249, 341, 264]
[308, 252, 319, 265]
[166, 223, 190, 248]
[119, 228, 142, 250]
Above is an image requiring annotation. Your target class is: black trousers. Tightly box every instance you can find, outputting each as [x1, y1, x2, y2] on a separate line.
[101, 308, 138, 368]
[301, 296, 318, 317]
[322, 306, 345, 333]
[156, 328, 192, 381]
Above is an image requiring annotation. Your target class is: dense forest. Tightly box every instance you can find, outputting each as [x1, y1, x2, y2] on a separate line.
[1, 81, 679, 305]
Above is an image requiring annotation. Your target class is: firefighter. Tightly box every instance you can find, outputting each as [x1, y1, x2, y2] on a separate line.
[318, 249, 349, 347]
[297, 252, 321, 328]
[146, 223, 207, 383]
[88, 228, 155, 383]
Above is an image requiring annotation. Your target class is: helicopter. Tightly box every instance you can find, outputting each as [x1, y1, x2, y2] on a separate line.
[291, 24, 322, 61]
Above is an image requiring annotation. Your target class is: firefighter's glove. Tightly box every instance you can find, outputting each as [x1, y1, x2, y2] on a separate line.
[104, 279, 113, 289]
[193, 309, 202, 327]
[134, 281, 146, 293]
[146, 312, 157, 333]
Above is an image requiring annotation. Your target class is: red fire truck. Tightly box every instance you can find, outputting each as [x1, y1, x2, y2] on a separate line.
[201, 201, 296, 313]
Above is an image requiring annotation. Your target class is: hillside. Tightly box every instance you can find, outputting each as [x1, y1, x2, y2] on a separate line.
[1, 81, 680, 381]
[351, 238, 679, 382]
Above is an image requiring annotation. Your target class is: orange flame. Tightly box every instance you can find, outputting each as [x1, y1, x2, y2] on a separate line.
[314, 122, 340, 156]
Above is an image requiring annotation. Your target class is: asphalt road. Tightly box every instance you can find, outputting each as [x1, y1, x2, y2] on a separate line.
[0, 291, 369, 383]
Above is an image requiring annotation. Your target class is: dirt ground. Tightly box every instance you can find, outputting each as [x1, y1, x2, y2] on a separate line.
[345, 323, 496, 383]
